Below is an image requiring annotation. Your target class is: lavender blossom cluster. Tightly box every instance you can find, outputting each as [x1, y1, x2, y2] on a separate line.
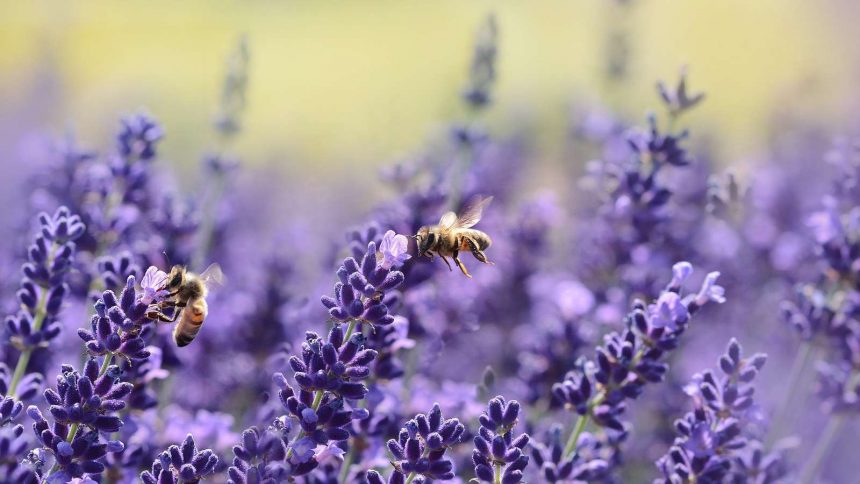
[0, 13, 858, 484]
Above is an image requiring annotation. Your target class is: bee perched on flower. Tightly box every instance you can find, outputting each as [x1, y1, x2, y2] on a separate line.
[143, 264, 225, 347]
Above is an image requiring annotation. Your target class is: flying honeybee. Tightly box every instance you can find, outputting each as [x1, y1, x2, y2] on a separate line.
[146, 264, 224, 347]
[415, 195, 494, 278]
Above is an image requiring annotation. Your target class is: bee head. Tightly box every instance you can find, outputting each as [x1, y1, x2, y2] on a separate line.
[165, 265, 187, 291]
[415, 227, 435, 256]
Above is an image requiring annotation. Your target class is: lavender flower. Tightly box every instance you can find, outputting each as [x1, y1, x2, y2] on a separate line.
[627, 113, 692, 168]
[95, 251, 139, 293]
[551, 263, 723, 459]
[227, 321, 376, 481]
[77, 276, 156, 362]
[531, 425, 609, 483]
[378, 230, 411, 270]
[289, 325, 377, 400]
[140, 434, 218, 484]
[7, 21, 860, 482]
[227, 425, 289, 484]
[367, 403, 465, 483]
[320, 240, 405, 328]
[472, 396, 530, 484]
[657, 67, 706, 119]
[116, 113, 163, 162]
[30, 359, 131, 432]
[0, 424, 37, 483]
[213, 35, 250, 139]
[0, 364, 30, 421]
[655, 338, 779, 483]
[139, 265, 170, 305]
[461, 13, 498, 110]
[26, 358, 129, 480]
[5, 207, 84, 399]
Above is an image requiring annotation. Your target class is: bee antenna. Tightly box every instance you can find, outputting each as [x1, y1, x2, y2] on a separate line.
[162, 251, 171, 267]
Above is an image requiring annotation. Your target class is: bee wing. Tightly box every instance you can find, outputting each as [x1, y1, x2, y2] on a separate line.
[438, 211, 458, 229]
[198, 263, 226, 291]
[455, 195, 494, 228]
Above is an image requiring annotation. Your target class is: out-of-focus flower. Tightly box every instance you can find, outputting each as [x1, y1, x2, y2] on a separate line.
[116, 113, 163, 162]
[692, 271, 726, 307]
[530, 425, 609, 483]
[461, 14, 498, 110]
[96, 251, 140, 294]
[657, 67, 706, 118]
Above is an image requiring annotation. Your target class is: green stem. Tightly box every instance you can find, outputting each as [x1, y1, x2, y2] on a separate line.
[100, 354, 114, 376]
[285, 390, 325, 460]
[799, 414, 844, 484]
[45, 422, 81, 478]
[9, 243, 58, 397]
[343, 320, 359, 342]
[494, 462, 503, 484]
[310, 389, 324, 410]
[404, 437, 433, 484]
[560, 347, 644, 459]
[66, 423, 80, 443]
[563, 413, 589, 457]
[404, 472, 418, 484]
[766, 341, 813, 446]
[338, 446, 355, 482]
[67, 423, 79, 442]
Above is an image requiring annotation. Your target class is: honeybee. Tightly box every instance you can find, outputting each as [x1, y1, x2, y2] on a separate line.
[146, 264, 224, 347]
[415, 195, 494, 278]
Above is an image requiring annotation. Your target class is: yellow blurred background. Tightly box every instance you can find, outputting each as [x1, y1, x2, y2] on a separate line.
[1, 0, 858, 175]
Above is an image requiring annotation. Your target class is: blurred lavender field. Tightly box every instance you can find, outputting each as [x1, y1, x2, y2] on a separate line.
[2, 3, 860, 484]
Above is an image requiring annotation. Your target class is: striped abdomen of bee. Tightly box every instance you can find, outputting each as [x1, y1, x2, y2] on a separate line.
[458, 229, 492, 262]
[173, 298, 208, 347]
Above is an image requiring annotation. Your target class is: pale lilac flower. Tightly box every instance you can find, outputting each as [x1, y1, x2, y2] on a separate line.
[693, 272, 726, 306]
[648, 292, 689, 331]
[377, 230, 411, 269]
[807, 207, 843, 245]
[139, 266, 169, 304]
[314, 442, 345, 466]
[669, 261, 694, 289]
[140, 346, 170, 383]
[556, 279, 595, 318]
[290, 437, 316, 464]
[389, 315, 416, 351]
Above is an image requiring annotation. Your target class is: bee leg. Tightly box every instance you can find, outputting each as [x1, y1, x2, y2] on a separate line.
[452, 251, 472, 278]
[439, 255, 454, 272]
[466, 237, 494, 265]
[146, 309, 180, 323]
[146, 301, 185, 323]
